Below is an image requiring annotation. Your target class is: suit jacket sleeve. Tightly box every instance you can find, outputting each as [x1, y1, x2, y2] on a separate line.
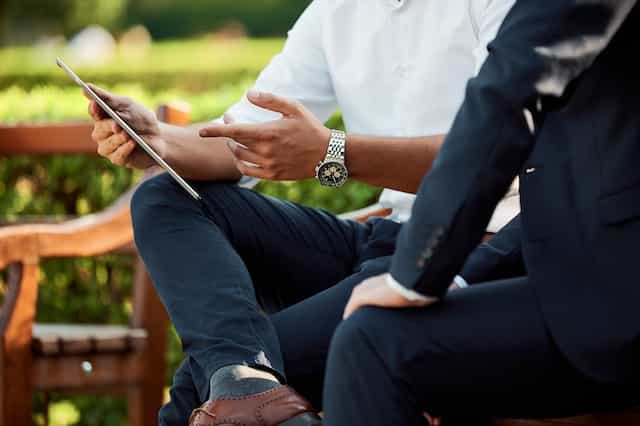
[458, 214, 526, 284]
[390, 0, 637, 298]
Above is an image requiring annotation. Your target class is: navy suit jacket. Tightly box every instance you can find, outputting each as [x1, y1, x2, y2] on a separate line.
[391, 0, 640, 384]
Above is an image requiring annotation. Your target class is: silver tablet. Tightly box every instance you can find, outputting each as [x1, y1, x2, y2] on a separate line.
[56, 57, 202, 201]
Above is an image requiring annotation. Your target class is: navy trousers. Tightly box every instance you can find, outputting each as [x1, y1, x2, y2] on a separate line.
[323, 277, 640, 426]
[130, 173, 400, 425]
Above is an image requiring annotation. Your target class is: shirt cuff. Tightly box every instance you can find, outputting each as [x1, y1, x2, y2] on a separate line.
[386, 274, 438, 303]
[454, 275, 470, 289]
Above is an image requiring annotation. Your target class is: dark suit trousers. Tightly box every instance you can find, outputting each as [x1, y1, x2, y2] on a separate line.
[130, 173, 400, 425]
[323, 278, 640, 426]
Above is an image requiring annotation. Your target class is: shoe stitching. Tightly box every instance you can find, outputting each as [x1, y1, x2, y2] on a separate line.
[193, 387, 296, 426]
[255, 394, 296, 426]
[212, 386, 288, 402]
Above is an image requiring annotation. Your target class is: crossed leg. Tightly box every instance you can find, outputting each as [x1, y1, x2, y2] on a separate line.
[322, 278, 640, 425]
[131, 173, 399, 424]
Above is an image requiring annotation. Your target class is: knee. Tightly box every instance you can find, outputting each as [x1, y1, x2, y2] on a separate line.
[329, 308, 383, 365]
[131, 173, 179, 214]
[130, 173, 188, 240]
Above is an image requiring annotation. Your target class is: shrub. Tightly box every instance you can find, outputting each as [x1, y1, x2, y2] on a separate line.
[0, 37, 381, 425]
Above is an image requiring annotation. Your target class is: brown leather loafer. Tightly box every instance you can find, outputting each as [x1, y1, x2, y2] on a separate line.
[189, 386, 322, 426]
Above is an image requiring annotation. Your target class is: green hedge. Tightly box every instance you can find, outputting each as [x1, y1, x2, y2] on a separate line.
[2, 0, 312, 44]
[0, 38, 283, 92]
[125, 0, 312, 39]
[0, 37, 381, 425]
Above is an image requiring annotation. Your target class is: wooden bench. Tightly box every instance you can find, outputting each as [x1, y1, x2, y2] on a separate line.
[1, 105, 637, 425]
[0, 103, 190, 426]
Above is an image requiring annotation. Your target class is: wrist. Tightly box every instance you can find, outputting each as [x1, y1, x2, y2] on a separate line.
[315, 126, 332, 160]
[158, 122, 171, 139]
[315, 128, 349, 187]
[386, 274, 436, 302]
[152, 136, 171, 163]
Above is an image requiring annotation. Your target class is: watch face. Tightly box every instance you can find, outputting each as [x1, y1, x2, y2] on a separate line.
[317, 161, 348, 187]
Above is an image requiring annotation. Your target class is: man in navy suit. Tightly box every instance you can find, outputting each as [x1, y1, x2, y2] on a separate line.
[323, 1, 640, 425]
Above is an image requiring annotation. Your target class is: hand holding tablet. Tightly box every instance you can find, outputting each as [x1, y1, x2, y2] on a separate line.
[56, 57, 202, 200]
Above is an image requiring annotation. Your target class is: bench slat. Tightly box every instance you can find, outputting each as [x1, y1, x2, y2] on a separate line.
[32, 324, 147, 356]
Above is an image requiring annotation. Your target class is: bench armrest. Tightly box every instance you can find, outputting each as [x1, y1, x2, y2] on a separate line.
[0, 188, 135, 270]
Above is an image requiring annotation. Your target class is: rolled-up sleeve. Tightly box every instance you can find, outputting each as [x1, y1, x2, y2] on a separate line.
[210, 0, 339, 187]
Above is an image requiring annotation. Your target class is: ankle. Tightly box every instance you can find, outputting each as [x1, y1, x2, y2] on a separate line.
[209, 365, 281, 400]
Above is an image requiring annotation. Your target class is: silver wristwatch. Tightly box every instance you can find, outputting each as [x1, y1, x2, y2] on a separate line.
[315, 129, 349, 187]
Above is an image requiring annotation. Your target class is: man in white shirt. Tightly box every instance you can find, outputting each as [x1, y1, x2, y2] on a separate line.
[88, 1, 516, 424]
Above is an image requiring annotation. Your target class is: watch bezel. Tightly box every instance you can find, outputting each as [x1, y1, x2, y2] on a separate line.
[316, 160, 349, 187]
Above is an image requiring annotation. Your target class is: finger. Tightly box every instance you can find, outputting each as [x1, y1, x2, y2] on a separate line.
[424, 413, 440, 426]
[246, 90, 300, 117]
[112, 121, 123, 134]
[343, 289, 366, 320]
[199, 123, 271, 143]
[98, 131, 130, 157]
[108, 141, 136, 166]
[226, 141, 265, 166]
[234, 158, 271, 179]
[92, 119, 117, 141]
[86, 83, 128, 109]
[88, 100, 107, 121]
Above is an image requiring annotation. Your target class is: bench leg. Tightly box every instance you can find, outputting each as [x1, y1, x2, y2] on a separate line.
[129, 262, 169, 426]
[128, 375, 165, 426]
[1, 263, 38, 426]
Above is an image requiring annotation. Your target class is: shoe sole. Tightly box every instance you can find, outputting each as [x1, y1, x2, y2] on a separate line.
[280, 412, 322, 426]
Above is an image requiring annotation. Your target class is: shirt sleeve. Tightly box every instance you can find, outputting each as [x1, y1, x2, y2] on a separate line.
[216, 0, 337, 126]
[386, 274, 438, 302]
[453, 275, 470, 289]
[472, 0, 517, 75]
[211, 0, 339, 187]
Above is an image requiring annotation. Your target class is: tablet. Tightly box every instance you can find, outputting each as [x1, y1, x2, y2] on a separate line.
[56, 57, 202, 201]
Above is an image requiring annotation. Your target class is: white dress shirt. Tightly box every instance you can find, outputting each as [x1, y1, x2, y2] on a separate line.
[221, 0, 518, 233]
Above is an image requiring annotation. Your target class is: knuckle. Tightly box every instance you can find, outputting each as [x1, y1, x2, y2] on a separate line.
[235, 160, 246, 173]
[260, 144, 274, 157]
[231, 146, 244, 159]
[266, 170, 278, 180]
[264, 129, 279, 141]
[263, 158, 277, 170]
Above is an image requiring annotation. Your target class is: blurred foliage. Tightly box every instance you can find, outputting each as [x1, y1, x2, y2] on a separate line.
[0, 37, 381, 425]
[1, 0, 311, 45]
[4, 0, 127, 44]
[125, 0, 312, 39]
[0, 38, 284, 91]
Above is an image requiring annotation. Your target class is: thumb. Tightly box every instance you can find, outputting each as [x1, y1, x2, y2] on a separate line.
[86, 83, 127, 109]
[87, 100, 107, 121]
[246, 90, 300, 117]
